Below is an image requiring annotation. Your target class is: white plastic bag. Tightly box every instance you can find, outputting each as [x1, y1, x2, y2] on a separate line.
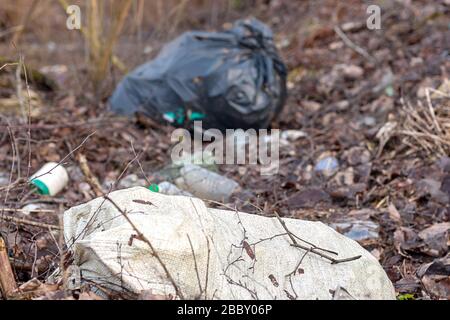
[64, 187, 395, 299]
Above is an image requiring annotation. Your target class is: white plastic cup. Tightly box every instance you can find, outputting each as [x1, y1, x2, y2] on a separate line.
[30, 162, 69, 196]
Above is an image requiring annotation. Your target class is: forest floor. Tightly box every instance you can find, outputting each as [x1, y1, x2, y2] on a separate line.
[0, 0, 449, 299]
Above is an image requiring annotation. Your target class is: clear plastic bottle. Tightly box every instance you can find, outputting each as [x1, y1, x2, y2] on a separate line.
[158, 181, 193, 196]
[175, 164, 239, 202]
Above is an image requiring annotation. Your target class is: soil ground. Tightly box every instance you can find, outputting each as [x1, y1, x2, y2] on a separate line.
[0, 0, 449, 300]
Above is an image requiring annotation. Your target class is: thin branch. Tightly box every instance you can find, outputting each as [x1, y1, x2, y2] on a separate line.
[274, 212, 338, 255]
[103, 195, 184, 299]
[0, 207, 54, 214]
[274, 212, 361, 265]
[186, 234, 203, 299]
[0, 62, 19, 71]
[0, 236, 18, 298]
[290, 244, 361, 265]
[76, 152, 104, 197]
[29, 132, 96, 182]
[0, 215, 61, 230]
[334, 26, 377, 63]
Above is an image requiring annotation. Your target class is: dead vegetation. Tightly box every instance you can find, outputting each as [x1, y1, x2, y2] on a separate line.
[0, 0, 449, 300]
[399, 84, 450, 156]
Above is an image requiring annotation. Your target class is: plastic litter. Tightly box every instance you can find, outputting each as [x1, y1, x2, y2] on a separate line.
[20, 203, 48, 216]
[331, 220, 379, 242]
[148, 184, 160, 192]
[173, 149, 218, 172]
[30, 162, 69, 196]
[63, 187, 396, 300]
[151, 151, 239, 201]
[39, 64, 69, 88]
[117, 174, 147, 190]
[109, 18, 287, 131]
[281, 130, 307, 142]
[157, 181, 193, 197]
[174, 164, 239, 202]
[0, 172, 9, 187]
[314, 156, 339, 177]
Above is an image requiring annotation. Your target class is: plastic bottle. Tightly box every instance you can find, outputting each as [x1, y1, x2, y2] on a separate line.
[157, 181, 193, 196]
[175, 164, 239, 202]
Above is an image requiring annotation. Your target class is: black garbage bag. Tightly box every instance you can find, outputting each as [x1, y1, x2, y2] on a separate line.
[109, 18, 287, 131]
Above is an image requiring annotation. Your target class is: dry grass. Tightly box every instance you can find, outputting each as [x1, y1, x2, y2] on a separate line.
[399, 80, 450, 156]
[0, 0, 262, 96]
[57, 0, 132, 94]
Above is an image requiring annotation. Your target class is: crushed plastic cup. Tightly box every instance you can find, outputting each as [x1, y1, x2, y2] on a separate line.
[30, 162, 69, 196]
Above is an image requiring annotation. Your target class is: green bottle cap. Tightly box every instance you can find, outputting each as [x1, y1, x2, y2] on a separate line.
[148, 184, 159, 192]
[189, 112, 205, 121]
[30, 179, 50, 195]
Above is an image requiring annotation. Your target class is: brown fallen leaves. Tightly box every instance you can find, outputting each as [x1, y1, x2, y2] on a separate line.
[8, 277, 105, 300]
[417, 254, 450, 300]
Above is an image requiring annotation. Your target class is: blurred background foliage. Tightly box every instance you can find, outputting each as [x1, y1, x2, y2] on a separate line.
[0, 0, 266, 95]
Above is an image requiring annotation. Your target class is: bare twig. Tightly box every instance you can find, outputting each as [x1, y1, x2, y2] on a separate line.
[15, 55, 26, 121]
[0, 26, 23, 39]
[204, 236, 211, 300]
[57, 0, 128, 74]
[0, 62, 19, 71]
[103, 195, 184, 299]
[0, 207, 55, 214]
[274, 212, 338, 255]
[285, 248, 311, 300]
[76, 153, 104, 197]
[130, 142, 150, 186]
[274, 212, 361, 265]
[187, 234, 203, 299]
[11, 0, 39, 45]
[290, 244, 361, 265]
[19, 52, 33, 192]
[0, 236, 18, 298]
[399, 88, 450, 156]
[1, 124, 18, 215]
[67, 146, 145, 249]
[0, 215, 61, 230]
[0, 117, 127, 132]
[30, 132, 96, 183]
[334, 26, 377, 64]
[9, 257, 47, 273]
